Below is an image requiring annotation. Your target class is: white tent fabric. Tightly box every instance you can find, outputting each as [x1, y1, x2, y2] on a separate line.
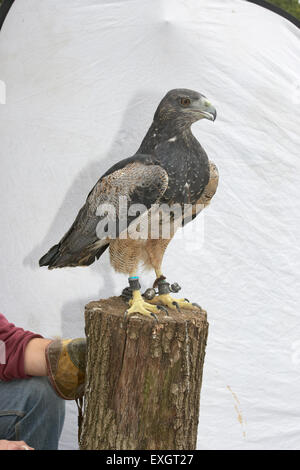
[0, 0, 299, 450]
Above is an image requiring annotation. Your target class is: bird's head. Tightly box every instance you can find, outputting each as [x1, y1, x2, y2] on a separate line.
[154, 88, 217, 127]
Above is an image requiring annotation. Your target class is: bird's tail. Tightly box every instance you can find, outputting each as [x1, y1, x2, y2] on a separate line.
[39, 242, 109, 269]
[39, 243, 60, 267]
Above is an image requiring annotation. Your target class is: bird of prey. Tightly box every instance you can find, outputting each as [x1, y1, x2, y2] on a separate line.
[40, 89, 218, 319]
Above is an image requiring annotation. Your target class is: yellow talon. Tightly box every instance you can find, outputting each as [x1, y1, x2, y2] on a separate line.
[148, 294, 201, 311]
[125, 290, 160, 319]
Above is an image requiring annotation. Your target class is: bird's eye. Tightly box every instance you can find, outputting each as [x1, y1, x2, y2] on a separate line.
[180, 97, 191, 107]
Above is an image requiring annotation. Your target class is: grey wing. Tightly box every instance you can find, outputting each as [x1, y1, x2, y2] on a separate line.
[39, 162, 168, 268]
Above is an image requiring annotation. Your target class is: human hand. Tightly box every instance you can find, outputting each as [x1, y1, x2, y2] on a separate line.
[46, 338, 86, 400]
[0, 439, 34, 450]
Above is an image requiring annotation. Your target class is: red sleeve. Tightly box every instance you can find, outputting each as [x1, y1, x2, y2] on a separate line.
[0, 313, 43, 381]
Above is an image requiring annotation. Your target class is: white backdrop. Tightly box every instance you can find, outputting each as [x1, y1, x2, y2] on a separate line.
[0, 0, 299, 450]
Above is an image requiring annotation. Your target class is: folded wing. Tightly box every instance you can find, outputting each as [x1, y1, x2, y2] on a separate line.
[39, 160, 168, 269]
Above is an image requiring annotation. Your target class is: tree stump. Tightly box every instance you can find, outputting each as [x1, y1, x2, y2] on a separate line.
[79, 296, 208, 450]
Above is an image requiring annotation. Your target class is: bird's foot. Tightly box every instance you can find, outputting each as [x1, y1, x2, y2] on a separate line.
[148, 294, 200, 312]
[147, 279, 201, 313]
[124, 290, 165, 322]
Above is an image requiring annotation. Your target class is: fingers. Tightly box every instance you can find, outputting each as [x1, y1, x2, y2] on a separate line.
[16, 441, 34, 450]
[0, 439, 34, 450]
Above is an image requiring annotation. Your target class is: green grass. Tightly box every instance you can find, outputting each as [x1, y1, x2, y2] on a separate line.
[268, 0, 300, 20]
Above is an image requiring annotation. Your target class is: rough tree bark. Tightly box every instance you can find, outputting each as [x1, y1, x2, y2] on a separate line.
[79, 296, 208, 450]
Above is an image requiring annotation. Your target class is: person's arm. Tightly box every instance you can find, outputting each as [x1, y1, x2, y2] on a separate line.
[0, 314, 86, 400]
[0, 313, 43, 381]
[24, 338, 52, 376]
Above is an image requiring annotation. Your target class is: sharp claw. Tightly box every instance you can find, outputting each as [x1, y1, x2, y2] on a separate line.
[192, 302, 201, 309]
[184, 298, 190, 303]
[150, 312, 159, 322]
[157, 305, 169, 316]
[172, 301, 181, 312]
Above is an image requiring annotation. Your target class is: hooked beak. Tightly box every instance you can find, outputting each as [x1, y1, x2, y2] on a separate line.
[197, 97, 217, 121]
